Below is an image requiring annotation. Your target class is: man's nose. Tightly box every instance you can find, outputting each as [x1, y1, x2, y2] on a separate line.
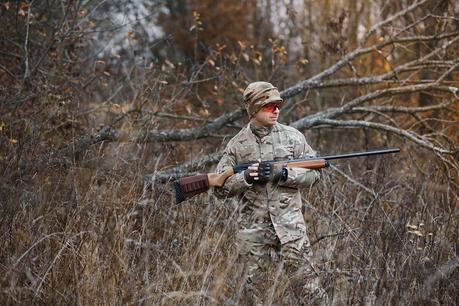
[273, 107, 280, 114]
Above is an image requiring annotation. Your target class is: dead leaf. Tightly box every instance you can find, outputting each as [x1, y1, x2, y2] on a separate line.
[185, 104, 192, 114]
[406, 224, 418, 230]
[298, 58, 309, 65]
[408, 230, 423, 237]
[164, 59, 175, 69]
[238, 41, 247, 49]
[19, 2, 29, 10]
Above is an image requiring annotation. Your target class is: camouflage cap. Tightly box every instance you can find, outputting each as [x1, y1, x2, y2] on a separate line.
[243, 82, 283, 117]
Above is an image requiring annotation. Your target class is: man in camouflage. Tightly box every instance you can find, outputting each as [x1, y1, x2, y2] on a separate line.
[213, 82, 326, 300]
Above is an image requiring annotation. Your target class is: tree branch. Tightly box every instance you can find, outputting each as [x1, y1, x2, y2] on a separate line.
[136, 108, 246, 142]
[290, 84, 459, 129]
[312, 118, 456, 154]
[361, 0, 431, 46]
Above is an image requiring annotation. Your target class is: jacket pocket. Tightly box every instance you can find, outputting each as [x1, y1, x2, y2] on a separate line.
[274, 144, 294, 160]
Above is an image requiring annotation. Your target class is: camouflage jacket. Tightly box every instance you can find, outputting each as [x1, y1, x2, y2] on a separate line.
[213, 122, 320, 244]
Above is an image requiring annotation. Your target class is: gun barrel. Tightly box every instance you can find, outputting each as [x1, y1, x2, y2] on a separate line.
[322, 148, 400, 161]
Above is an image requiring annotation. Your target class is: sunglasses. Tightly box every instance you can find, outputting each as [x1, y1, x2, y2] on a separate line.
[261, 102, 282, 113]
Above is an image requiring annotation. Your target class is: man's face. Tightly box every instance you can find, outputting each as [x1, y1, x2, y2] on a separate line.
[251, 101, 282, 127]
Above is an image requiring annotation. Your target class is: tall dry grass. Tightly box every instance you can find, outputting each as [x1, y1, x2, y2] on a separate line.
[1, 132, 458, 305]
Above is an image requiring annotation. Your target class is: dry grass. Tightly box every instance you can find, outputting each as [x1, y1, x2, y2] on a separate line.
[1, 138, 458, 305]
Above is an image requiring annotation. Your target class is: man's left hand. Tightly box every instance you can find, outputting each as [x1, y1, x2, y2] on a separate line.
[258, 162, 288, 183]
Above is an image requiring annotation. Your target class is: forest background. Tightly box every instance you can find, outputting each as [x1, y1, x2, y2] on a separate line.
[1, 0, 458, 305]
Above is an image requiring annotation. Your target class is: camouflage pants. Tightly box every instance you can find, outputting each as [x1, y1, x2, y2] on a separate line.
[236, 221, 317, 284]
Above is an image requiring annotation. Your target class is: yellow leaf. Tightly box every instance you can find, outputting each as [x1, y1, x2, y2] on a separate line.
[254, 51, 263, 62]
[199, 108, 209, 117]
[383, 61, 392, 71]
[298, 58, 309, 65]
[408, 230, 423, 237]
[238, 41, 247, 49]
[406, 224, 418, 230]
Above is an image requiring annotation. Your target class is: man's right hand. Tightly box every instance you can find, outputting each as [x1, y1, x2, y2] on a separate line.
[244, 163, 259, 184]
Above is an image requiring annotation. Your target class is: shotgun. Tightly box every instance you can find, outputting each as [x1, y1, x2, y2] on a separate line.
[174, 147, 400, 204]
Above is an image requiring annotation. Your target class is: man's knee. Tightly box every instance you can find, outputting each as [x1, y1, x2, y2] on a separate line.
[281, 239, 319, 275]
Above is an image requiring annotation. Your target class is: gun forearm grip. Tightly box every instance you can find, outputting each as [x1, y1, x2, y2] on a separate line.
[284, 159, 328, 169]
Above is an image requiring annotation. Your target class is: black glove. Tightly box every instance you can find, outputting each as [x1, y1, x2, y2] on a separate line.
[271, 167, 288, 183]
[243, 162, 275, 184]
[244, 162, 288, 184]
[259, 162, 288, 183]
[244, 168, 256, 184]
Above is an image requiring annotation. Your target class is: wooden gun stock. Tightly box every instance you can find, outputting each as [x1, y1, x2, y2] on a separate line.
[174, 168, 234, 204]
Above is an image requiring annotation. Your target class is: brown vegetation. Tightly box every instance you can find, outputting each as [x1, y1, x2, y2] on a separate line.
[1, 0, 458, 305]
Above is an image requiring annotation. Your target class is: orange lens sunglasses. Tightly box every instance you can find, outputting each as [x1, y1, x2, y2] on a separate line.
[261, 102, 282, 113]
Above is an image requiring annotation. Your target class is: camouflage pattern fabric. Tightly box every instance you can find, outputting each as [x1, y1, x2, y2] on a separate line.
[213, 122, 320, 282]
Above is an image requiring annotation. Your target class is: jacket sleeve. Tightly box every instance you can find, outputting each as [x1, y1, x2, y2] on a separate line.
[279, 134, 320, 188]
[213, 145, 252, 199]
